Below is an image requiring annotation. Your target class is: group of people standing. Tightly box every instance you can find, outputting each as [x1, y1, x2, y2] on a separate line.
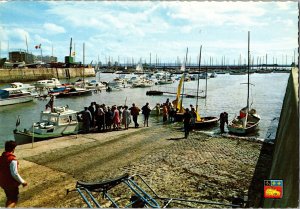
[77, 102, 152, 133]
[155, 98, 177, 123]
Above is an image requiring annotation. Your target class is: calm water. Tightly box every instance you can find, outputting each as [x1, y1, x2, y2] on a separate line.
[0, 72, 289, 147]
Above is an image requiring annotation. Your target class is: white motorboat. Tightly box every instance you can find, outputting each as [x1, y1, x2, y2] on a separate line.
[0, 89, 34, 106]
[127, 75, 141, 84]
[131, 79, 154, 88]
[34, 78, 61, 88]
[85, 80, 107, 91]
[4, 82, 36, 92]
[112, 77, 128, 86]
[157, 78, 174, 85]
[13, 106, 82, 145]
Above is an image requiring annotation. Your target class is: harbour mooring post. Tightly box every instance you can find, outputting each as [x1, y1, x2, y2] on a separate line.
[31, 123, 34, 149]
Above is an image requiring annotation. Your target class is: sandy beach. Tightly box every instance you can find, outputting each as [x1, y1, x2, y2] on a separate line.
[0, 123, 273, 207]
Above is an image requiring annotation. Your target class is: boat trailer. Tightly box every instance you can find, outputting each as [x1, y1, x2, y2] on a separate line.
[67, 173, 246, 208]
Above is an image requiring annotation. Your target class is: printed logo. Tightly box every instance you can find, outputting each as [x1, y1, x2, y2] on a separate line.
[264, 180, 283, 199]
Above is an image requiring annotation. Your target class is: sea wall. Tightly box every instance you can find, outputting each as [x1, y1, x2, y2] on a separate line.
[0, 67, 95, 83]
[263, 68, 299, 207]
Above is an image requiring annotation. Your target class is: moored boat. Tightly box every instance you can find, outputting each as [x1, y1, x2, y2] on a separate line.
[55, 87, 92, 98]
[13, 106, 82, 145]
[132, 79, 154, 88]
[34, 78, 61, 88]
[85, 80, 107, 91]
[193, 116, 219, 128]
[210, 72, 217, 78]
[227, 31, 260, 135]
[4, 82, 35, 92]
[192, 46, 218, 129]
[0, 89, 34, 106]
[228, 108, 260, 135]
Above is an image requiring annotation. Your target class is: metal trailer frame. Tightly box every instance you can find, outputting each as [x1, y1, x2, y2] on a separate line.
[67, 173, 245, 208]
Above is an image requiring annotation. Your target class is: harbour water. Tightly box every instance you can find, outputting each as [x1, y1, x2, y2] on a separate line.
[0, 72, 289, 147]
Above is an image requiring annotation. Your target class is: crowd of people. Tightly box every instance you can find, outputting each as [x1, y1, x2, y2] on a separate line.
[76, 102, 152, 133]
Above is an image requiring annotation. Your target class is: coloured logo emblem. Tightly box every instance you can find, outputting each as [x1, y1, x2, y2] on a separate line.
[264, 180, 283, 199]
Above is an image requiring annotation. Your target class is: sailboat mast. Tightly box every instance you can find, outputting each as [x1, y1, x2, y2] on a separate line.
[247, 31, 250, 110]
[196, 45, 202, 112]
[180, 47, 188, 110]
[83, 42, 85, 83]
[205, 66, 208, 98]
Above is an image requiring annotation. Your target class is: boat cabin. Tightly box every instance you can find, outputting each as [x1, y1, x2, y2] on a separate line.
[32, 107, 79, 134]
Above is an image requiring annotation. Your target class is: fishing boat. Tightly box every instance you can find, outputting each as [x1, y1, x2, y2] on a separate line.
[34, 78, 61, 88]
[228, 31, 260, 135]
[13, 106, 82, 145]
[0, 89, 34, 106]
[193, 46, 218, 129]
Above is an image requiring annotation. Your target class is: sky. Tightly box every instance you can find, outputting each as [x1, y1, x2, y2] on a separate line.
[0, 1, 298, 65]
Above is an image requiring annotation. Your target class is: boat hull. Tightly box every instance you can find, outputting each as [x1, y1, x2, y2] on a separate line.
[56, 90, 92, 98]
[193, 117, 219, 129]
[0, 95, 33, 106]
[13, 130, 78, 145]
[13, 121, 82, 145]
[227, 114, 260, 135]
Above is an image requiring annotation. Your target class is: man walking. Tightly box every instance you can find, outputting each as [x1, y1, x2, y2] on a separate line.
[141, 102, 151, 127]
[130, 103, 140, 128]
[183, 108, 192, 139]
[220, 112, 229, 134]
[0, 140, 27, 208]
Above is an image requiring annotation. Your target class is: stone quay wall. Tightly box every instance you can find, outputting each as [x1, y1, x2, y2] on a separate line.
[263, 68, 299, 208]
[0, 67, 95, 83]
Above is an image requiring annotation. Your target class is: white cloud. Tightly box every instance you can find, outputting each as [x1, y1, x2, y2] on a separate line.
[43, 23, 66, 34]
[276, 2, 292, 10]
[166, 2, 268, 27]
[1, 1, 297, 63]
[33, 34, 51, 46]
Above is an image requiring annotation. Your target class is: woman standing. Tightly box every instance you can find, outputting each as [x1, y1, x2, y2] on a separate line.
[122, 106, 131, 130]
[112, 105, 121, 130]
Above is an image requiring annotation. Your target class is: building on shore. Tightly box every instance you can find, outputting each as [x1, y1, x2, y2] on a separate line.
[9, 50, 35, 64]
[8, 50, 57, 64]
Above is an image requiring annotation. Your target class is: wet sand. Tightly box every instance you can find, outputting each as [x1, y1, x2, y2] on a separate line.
[0, 123, 273, 207]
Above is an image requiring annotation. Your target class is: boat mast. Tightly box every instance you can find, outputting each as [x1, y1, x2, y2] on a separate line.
[83, 42, 85, 84]
[205, 64, 208, 98]
[180, 47, 188, 111]
[247, 31, 250, 110]
[196, 45, 202, 113]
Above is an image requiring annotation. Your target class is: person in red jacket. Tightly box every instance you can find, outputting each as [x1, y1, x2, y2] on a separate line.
[0, 141, 27, 207]
[129, 103, 140, 128]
